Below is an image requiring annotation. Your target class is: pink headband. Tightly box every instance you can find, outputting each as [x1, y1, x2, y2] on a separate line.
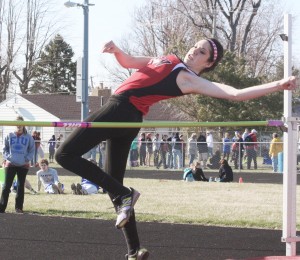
[207, 39, 218, 62]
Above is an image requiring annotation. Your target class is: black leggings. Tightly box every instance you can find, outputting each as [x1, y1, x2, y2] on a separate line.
[0, 166, 28, 212]
[55, 95, 142, 198]
[55, 95, 142, 254]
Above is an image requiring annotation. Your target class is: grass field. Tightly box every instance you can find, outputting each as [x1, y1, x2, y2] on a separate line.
[2, 173, 299, 230]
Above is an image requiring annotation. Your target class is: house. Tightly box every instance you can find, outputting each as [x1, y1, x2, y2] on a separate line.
[0, 87, 188, 146]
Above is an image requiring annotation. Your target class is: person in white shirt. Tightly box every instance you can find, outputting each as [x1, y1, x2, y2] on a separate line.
[36, 159, 63, 194]
[206, 131, 214, 158]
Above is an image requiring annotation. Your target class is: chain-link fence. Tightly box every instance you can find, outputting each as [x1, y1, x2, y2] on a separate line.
[0, 130, 294, 173]
[127, 140, 287, 173]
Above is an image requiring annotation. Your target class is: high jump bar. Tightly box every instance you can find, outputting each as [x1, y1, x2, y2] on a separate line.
[0, 120, 284, 128]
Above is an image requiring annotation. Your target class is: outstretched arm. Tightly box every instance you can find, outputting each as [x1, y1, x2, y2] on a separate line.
[178, 70, 297, 101]
[101, 40, 153, 69]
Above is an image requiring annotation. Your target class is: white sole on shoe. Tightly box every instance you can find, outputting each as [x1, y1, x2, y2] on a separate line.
[115, 189, 140, 229]
[126, 248, 149, 260]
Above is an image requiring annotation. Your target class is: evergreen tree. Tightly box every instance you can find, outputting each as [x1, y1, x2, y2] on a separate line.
[200, 51, 284, 122]
[31, 34, 76, 94]
[167, 51, 284, 123]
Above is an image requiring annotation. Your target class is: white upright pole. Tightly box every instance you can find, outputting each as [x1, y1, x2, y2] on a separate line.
[281, 13, 298, 256]
[82, 0, 89, 121]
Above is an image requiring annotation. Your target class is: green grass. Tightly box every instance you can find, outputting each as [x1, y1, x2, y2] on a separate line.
[3, 174, 299, 230]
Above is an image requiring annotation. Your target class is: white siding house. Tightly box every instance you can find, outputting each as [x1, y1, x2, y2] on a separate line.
[0, 94, 59, 146]
[0, 90, 191, 150]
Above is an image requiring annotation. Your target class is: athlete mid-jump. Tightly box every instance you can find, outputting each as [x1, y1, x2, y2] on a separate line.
[56, 38, 296, 260]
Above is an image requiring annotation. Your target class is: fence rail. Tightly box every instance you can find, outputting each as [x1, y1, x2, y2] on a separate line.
[0, 120, 284, 128]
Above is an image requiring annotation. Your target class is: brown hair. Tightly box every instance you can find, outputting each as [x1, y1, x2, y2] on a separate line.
[202, 38, 224, 74]
[16, 115, 28, 134]
[219, 158, 229, 167]
[39, 159, 49, 166]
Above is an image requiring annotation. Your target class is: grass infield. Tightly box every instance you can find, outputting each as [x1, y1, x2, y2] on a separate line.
[2, 173, 299, 230]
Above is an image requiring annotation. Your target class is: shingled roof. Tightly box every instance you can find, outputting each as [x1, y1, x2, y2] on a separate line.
[20, 93, 184, 121]
[21, 94, 109, 120]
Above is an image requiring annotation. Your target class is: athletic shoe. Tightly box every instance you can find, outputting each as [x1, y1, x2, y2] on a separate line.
[115, 188, 140, 229]
[125, 248, 149, 260]
[71, 183, 77, 195]
[76, 183, 83, 195]
[57, 182, 63, 194]
[15, 208, 23, 214]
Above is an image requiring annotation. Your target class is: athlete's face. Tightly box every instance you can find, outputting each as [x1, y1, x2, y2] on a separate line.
[183, 40, 214, 74]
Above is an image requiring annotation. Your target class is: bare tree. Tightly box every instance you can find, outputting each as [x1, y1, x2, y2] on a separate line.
[101, 0, 291, 122]
[13, 0, 59, 94]
[0, 0, 22, 101]
[0, 0, 6, 101]
[179, 0, 283, 76]
[132, 0, 197, 58]
[130, 0, 284, 77]
[100, 39, 136, 87]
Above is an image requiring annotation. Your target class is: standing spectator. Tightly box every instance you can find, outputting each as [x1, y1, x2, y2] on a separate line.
[242, 128, 250, 163]
[30, 131, 38, 167]
[37, 159, 64, 194]
[188, 133, 198, 165]
[48, 135, 56, 163]
[98, 141, 106, 169]
[156, 135, 168, 169]
[138, 133, 146, 166]
[35, 132, 42, 166]
[145, 133, 153, 167]
[197, 132, 208, 169]
[0, 116, 35, 213]
[129, 137, 139, 167]
[56, 134, 63, 150]
[218, 159, 233, 182]
[152, 133, 160, 167]
[172, 132, 183, 169]
[269, 133, 283, 173]
[242, 128, 250, 141]
[37, 132, 44, 161]
[231, 131, 244, 170]
[167, 134, 174, 169]
[222, 132, 231, 161]
[179, 134, 186, 168]
[245, 129, 258, 170]
[206, 131, 214, 158]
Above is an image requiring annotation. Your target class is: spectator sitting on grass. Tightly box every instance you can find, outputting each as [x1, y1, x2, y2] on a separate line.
[71, 158, 101, 195]
[11, 179, 37, 195]
[207, 150, 221, 169]
[183, 161, 209, 182]
[218, 159, 233, 182]
[37, 159, 64, 194]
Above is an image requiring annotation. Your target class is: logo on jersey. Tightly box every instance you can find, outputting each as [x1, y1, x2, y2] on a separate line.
[149, 56, 172, 67]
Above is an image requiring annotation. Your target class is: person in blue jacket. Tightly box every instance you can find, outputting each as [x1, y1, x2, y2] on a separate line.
[0, 116, 34, 213]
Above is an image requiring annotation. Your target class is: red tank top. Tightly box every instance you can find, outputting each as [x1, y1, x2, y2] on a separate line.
[114, 54, 187, 115]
